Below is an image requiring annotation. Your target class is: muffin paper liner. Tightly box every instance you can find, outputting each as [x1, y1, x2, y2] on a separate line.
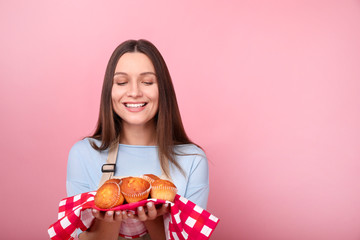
[121, 187, 151, 203]
[151, 185, 178, 201]
[151, 185, 178, 192]
[140, 175, 157, 184]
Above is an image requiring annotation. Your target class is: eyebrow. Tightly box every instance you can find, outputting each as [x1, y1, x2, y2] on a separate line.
[114, 72, 157, 76]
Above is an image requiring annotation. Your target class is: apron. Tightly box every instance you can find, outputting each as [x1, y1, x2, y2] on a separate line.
[100, 142, 172, 240]
[118, 234, 152, 240]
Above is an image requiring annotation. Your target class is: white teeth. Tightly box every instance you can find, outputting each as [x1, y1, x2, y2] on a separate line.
[125, 103, 146, 108]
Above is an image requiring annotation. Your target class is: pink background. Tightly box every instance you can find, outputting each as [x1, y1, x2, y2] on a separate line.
[1, 0, 360, 239]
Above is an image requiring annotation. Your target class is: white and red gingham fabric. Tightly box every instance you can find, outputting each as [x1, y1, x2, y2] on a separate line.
[48, 192, 219, 240]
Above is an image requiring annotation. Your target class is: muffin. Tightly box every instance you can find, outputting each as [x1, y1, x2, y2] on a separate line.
[94, 179, 124, 209]
[150, 179, 177, 202]
[120, 177, 151, 203]
[104, 178, 121, 185]
[140, 174, 160, 184]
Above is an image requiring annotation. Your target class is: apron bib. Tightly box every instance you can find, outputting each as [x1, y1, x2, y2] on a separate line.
[99, 142, 171, 240]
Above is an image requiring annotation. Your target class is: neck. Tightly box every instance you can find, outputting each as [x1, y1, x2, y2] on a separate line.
[120, 120, 157, 146]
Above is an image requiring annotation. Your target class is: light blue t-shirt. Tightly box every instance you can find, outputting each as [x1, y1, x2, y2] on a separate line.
[66, 138, 209, 209]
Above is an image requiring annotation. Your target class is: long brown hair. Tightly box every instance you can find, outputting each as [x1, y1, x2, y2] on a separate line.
[90, 39, 195, 177]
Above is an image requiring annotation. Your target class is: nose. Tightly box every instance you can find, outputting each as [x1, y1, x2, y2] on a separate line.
[127, 82, 143, 97]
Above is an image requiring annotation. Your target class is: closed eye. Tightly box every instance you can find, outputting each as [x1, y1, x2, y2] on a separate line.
[142, 82, 154, 85]
[116, 82, 127, 86]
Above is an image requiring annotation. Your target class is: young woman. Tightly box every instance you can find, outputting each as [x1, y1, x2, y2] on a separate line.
[66, 39, 209, 240]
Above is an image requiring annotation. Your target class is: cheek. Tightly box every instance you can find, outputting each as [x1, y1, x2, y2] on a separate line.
[144, 87, 159, 104]
[111, 87, 123, 102]
[152, 90, 159, 108]
[111, 89, 123, 113]
[152, 88, 159, 101]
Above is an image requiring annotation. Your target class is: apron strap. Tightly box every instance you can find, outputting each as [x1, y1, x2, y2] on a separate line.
[99, 142, 119, 187]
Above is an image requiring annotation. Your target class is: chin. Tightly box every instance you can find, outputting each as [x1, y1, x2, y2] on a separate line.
[122, 119, 155, 127]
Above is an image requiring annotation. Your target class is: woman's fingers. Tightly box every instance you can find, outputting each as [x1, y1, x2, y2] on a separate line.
[114, 211, 123, 221]
[136, 202, 171, 221]
[91, 202, 170, 223]
[158, 203, 170, 216]
[92, 209, 101, 219]
[121, 211, 128, 220]
[103, 211, 114, 222]
[92, 209, 126, 222]
[146, 202, 157, 220]
[137, 206, 147, 221]
[127, 211, 135, 219]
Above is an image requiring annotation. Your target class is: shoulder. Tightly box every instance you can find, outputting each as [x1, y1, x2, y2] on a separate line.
[70, 138, 100, 152]
[67, 138, 106, 178]
[68, 138, 104, 160]
[174, 144, 206, 157]
[173, 144, 208, 170]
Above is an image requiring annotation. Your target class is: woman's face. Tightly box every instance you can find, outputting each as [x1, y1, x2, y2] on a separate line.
[112, 52, 159, 128]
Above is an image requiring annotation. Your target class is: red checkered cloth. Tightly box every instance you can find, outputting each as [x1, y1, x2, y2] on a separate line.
[48, 192, 219, 240]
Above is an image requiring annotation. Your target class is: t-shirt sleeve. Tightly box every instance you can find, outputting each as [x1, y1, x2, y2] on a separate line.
[185, 153, 210, 209]
[66, 141, 91, 197]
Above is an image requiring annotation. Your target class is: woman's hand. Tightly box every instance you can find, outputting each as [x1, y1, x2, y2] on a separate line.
[129, 202, 169, 240]
[127, 202, 170, 221]
[91, 209, 129, 223]
[85, 203, 169, 240]
[91, 202, 170, 222]
[79, 209, 127, 239]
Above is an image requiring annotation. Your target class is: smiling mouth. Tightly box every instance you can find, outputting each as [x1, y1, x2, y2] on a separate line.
[124, 103, 147, 108]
